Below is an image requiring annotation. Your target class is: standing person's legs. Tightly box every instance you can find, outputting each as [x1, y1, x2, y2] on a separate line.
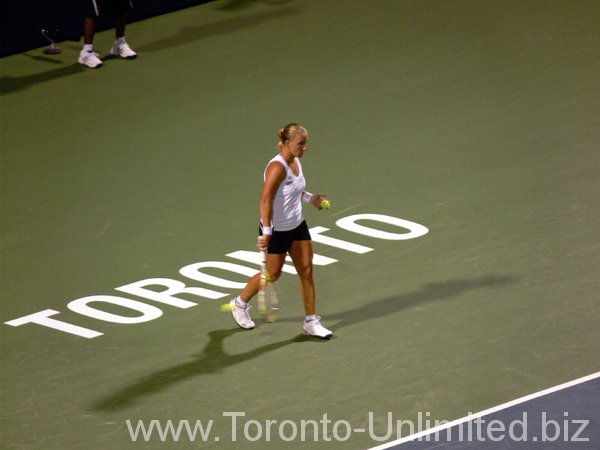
[289, 238, 332, 338]
[110, 0, 137, 58]
[229, 252, 286, 330]
[83, 16, 95, 45]
[288, 240, 316, 316]
[114, 13, 126, 39]
[79, 2, 103, 68]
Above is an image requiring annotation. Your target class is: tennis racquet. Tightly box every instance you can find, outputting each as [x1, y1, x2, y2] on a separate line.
[257, 250, 279, 322]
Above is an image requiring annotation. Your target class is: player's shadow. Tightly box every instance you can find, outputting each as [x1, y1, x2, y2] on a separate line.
[92, 275, 516, 411]
[92, 328, 302, 411]
[0, 62, 85, 95]
[278, 274, 518, 331]
[216, 0, 293, 11]
[137, 7, 298, 53]
[330, 275, 518, 331]
[1, 7, 298, 95]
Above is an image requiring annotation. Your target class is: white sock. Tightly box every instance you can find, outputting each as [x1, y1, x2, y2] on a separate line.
[116, 36, 126, 44]
[235, 296, 247, 309]
[83, 44, 93, 52]
[305, 315, 317, 323]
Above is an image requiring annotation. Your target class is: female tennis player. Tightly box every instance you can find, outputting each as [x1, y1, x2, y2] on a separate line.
[228, 123, 333, 339]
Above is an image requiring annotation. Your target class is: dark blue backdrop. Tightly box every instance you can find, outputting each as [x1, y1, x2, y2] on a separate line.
[0, 0, 214, 57]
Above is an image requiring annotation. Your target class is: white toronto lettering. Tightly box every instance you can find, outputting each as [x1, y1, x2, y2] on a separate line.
[68, 296, 163, 323]
[226, 250, 297, 274]
[116, 278, 226, 307]
[4, 309, 103, 338]
[179, 261, 259, 289]
[4, 213, 429, 338]
[310, 226, 373, 253]
[336, 213, 429, 240]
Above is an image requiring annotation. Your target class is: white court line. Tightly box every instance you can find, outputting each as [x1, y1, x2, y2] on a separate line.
[369, 371, 600, 450]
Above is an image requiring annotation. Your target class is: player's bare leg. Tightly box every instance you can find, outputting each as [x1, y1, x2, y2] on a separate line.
[239, 253, 285, 303]
[289, 240, 332, 338]
[83, 17, 95, 45]
[289, 240, 316, 315]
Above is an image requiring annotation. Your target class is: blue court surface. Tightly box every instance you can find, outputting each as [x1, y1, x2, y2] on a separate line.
[370, 373, 600, 449]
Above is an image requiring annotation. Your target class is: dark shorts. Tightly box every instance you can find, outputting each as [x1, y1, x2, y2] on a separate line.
[86, 0, 133, 18]
[259, 220, 312, 254]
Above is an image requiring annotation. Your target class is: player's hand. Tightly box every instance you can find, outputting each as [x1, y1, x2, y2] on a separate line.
[311, 193, 328, 210]
[257, 234, 271, 251]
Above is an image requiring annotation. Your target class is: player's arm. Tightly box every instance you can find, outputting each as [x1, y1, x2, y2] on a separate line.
[302, 191, 329, 210]
[259, 162, 286, 247]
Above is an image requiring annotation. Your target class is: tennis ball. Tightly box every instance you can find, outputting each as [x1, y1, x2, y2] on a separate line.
[321, 199, 331, 209]
[220, 303, 235, 312]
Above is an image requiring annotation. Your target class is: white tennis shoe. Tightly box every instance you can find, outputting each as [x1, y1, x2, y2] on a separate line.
[78, 50, 103, 68]
[230, 299, 255, 330]
[302, 316, 332, 339]
[110, 40, 137, 59]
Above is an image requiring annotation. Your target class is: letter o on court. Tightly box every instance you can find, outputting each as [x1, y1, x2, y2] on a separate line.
[180, 261, 259, 289]
[336, 214, 429, 240]
[68, 296, 163, 323]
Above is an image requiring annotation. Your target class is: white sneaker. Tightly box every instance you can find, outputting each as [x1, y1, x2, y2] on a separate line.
[230, 299, 255, 330]
[78, 50, 103, 68]
[110, 40, 137, 59]
[302, 316, 332, 339]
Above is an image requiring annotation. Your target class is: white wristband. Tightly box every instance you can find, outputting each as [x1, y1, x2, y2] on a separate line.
[302, 192, 314, 203]
[262, 226, 272, 235]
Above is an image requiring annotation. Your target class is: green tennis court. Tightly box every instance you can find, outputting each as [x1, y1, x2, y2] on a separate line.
[1, 1, 599, 448]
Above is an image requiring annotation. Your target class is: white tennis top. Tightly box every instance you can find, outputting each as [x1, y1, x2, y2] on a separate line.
[264, 154, 306, 231]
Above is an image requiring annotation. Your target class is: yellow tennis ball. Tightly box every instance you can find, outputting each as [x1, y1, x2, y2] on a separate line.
[321, 199, 331, 209]
[220, 303, 234, 312]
